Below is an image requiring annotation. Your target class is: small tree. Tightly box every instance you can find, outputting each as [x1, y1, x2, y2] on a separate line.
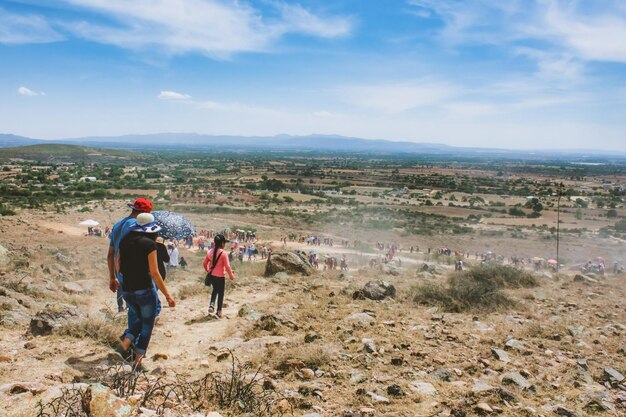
[607, 209, 618, 218]
[575, 208, 583, 220]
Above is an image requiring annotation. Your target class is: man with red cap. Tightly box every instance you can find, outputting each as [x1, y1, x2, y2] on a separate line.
[108, 198, 153, 312]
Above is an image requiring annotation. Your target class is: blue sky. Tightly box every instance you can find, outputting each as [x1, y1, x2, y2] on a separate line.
[1, 0, 626, 150]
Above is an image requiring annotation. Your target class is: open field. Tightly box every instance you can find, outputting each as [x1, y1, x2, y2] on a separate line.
[0, 149, 625, 416]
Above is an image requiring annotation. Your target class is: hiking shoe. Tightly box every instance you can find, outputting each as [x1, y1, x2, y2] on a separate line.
[114, 345, 134, 363]
[208, 305, 215, 314]
[216, 311, 223, 319]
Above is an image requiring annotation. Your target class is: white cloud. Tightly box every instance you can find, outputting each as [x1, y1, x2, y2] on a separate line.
[542, 2, 626, 63]
[18, 86, 45, 96]
[0, 8, 63, 44]
[407, 0, 626, 64]
[337, 79, 459, 113]
[276, 3, 352, 38]
[158, 91, 191, 100]
[59, 0, 352, 58]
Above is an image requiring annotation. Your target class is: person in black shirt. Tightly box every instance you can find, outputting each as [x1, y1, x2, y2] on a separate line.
[155, 237, 170, 280]
[117, 213, 175, 368]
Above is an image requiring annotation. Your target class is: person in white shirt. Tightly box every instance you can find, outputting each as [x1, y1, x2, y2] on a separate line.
[167, 244, 179, 270]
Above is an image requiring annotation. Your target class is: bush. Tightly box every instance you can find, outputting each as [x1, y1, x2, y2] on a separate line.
[410, 264, 538, 312]
[508, 207, 525, 216]
[56, 316, 122, 348]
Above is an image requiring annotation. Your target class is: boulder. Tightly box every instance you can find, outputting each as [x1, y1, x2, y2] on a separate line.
[353, 280, 396, 301]
[264, 251, 313, 277]
[29, 303, 80, 336]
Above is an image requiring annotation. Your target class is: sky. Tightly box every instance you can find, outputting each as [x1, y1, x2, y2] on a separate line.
[1, 0, 626, 151]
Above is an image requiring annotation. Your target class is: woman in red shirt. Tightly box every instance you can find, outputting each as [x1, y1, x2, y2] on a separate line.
[203, 234, 235, 318]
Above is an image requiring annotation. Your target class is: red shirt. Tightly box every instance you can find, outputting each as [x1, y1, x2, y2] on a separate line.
[203, 248, 234, 279]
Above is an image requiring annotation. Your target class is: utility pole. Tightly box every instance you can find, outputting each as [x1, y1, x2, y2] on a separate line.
[556, 182, 564, 271]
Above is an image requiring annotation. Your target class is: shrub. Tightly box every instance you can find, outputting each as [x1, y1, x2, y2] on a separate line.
[410, 264, 538, 312]
[56, 316, 122, 348]
[508, 207, 525, 216]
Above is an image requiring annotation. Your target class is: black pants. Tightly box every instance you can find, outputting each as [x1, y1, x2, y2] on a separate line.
[210, 276, 225, 312]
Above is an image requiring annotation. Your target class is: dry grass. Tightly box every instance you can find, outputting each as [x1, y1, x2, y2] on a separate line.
[177, 283, 211, 300]
[410, 264, 539, 312]
[261, 343, 333, 372]
[55, 315, 123, 349]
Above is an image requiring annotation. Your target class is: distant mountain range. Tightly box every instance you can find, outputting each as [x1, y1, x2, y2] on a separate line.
[0, 132, 624, 159]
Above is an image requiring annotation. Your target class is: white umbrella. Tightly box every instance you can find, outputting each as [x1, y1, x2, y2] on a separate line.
[79, 219, 99, 226]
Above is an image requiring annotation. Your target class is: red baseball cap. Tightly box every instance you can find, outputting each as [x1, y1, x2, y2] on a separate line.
[128, 198, 153, 213]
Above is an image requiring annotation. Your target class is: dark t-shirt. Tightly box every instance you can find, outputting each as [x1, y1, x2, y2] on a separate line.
[156, 243, 170, 279]
[119, 234, 157, 291]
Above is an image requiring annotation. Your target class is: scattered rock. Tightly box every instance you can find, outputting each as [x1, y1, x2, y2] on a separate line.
[387, 384, 404, 397]
[55, 252, 75, 265]
[581, 388, 616, 413]
[304, 332, 321, 343]
[237, 303, 255, 317]
[409, 381, 438, 396]
[604, 367, 625, 385]
[367, 391, 390, 404]
[300, 368, 315, 380]
[29, 303, 80, 336]
[151, 353, 168, 361]
[345, 312, 375, 327]
[500, 372, 533, 391]
[567, 325, 584, 338]
[362, 338, 377, 353]
[504, 339, 528, 354]
[472, 380, 497, 394]
[475, 402, 493, 413]
[264, 251, 313, 277]
[62, 282, 85, 294]
[555, 406, 577, 417]
[431, 369, 452, 382]
[89, 383, 132, 416]
[391, 357, 403, 366]
[350, 372, 367, 384]
[491, 348, 510, 363]
[353, 280, 396, 301]
[381, 263, 402, 276]
[0, 381, 47, 395]
[216, 351, 230, 362]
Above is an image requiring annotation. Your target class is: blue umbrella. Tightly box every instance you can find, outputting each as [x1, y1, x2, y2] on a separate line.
[152, 211, 196, 240]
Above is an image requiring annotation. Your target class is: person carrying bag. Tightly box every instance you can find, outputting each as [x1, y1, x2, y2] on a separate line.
[202, 234, 235, 318]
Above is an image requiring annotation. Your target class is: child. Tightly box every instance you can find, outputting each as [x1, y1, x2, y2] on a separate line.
[202, 234, 235, 318]
[179, 256, 187, 270]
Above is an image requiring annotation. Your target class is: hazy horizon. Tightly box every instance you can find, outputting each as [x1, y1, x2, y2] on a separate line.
[1, 1, 626, 151]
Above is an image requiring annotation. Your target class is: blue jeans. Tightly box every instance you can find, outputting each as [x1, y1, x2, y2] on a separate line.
[121, 288, 158, 355]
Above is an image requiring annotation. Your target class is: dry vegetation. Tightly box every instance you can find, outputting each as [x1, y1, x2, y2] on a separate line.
[0, 153, 625, 416]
